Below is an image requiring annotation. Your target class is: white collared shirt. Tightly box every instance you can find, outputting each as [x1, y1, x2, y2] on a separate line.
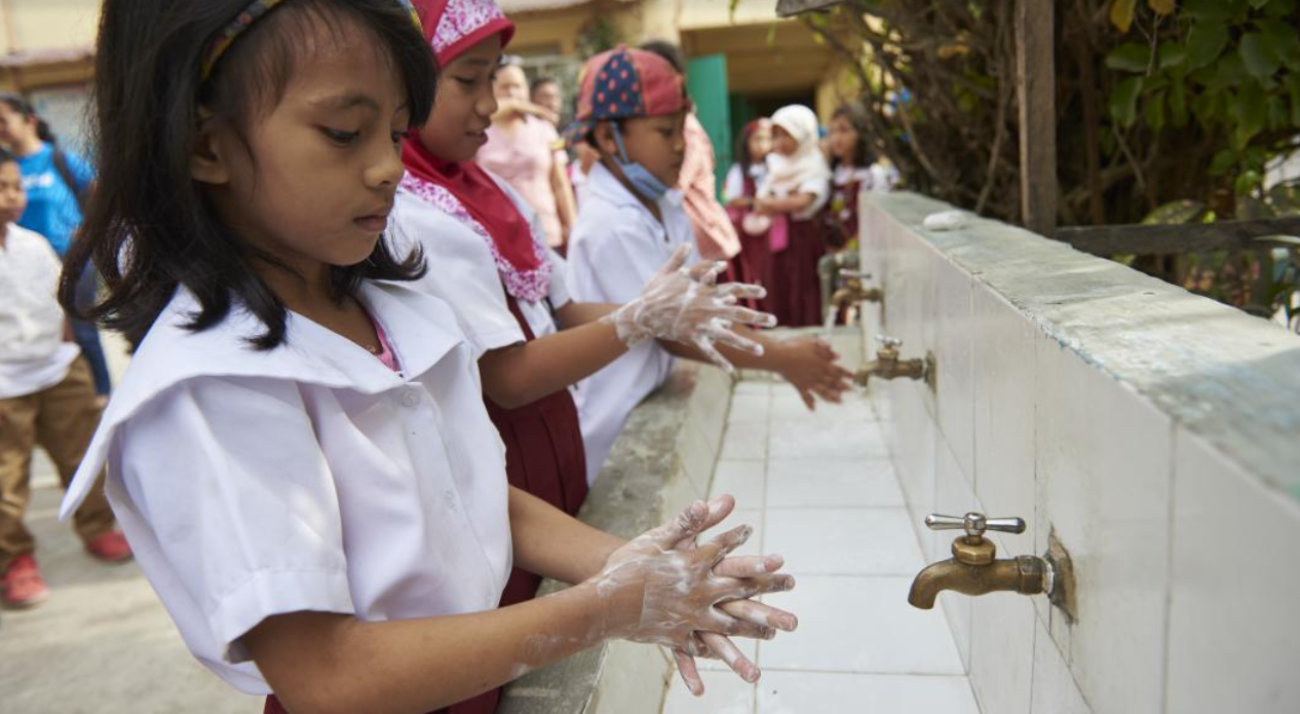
[388, 171, 572, 358]
[0, 223, 80, 399]
[60, 282, 512, 695]
[567, 163, 698, 485]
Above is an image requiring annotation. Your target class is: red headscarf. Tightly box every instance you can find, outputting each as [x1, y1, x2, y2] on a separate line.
[403, 0, 549, 300]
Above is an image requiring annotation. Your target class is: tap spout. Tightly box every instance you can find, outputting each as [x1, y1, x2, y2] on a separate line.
[907, 555, 1049, 609]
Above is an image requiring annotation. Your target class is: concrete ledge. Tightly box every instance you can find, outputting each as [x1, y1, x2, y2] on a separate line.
[498, 360, 733, 714]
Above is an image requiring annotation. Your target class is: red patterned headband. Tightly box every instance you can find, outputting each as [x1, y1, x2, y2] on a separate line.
[201, 0, 425, 81]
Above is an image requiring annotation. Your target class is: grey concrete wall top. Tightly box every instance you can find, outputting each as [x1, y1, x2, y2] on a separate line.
[865, 192, 1300, 503]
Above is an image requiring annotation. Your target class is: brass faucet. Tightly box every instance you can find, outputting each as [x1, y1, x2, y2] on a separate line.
[908, 512, 1054, 609]
[855, 336, 933, 387]
[828, 270, 883, 312]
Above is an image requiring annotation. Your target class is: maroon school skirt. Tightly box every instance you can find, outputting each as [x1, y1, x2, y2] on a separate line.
[266, 298, 588, 714]
[770, 218, 826, 327]
[452, 295, 589, 714]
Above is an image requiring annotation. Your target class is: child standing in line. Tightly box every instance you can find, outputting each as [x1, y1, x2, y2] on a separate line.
[724, 118, 774, 311]
[824, 103, 895, 251]
[58, 1, 797, 712]
[0, 94, 114, 400]
[0, 149, 130, 609]
[564, 48, 854, 485]
[756, 105, 833, 327]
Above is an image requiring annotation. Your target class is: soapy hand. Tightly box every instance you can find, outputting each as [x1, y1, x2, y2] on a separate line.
[602, 245, 778, 372]
[593, 496, 798, 694]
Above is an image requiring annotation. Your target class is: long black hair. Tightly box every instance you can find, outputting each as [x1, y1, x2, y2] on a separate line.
[59, 0, 438, 350]
[831, 103, 874, 170]
[0, 93, 58, 145]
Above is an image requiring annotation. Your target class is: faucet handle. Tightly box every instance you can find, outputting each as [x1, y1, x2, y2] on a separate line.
[875, 334, 903, 349]
[925, 512, 1026, 538]
[840, 269, 873, 280]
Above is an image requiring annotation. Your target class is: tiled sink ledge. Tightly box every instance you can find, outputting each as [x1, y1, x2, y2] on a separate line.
[858, 191, 1300, 714]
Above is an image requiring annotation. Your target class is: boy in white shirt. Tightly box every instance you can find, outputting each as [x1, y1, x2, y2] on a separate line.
[565, 48, 854, 484]
[0, 148, 129, 609]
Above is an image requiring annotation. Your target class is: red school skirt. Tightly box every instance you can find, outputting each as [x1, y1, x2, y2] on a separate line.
[769, 218, 826, 327]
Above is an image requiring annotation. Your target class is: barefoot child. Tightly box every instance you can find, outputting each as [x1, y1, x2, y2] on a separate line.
[57, 1, 796, 712]
[392, 0, 778, 644]
[564, 48, 854, 484]
[0, 149, 130, 609]
[756, 105, 832, 327]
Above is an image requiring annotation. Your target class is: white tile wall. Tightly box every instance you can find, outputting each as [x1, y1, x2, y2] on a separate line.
[768, 419, 888, 460]
[969, 590, 1036, 714]
[1033, 335, 1173, 714]
[1165, 432, 1300, 714]
[934, 254, 977, 480]
[1030, 617, 1092, 714]
[970, 284, 1038, 546]
[662, 670, 754, 714]
[710, 459, 767, 509]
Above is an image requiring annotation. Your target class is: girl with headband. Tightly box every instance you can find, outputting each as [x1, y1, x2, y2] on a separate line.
[57, 0, 797, 712]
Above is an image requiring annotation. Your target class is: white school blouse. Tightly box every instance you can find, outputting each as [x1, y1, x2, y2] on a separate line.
[388, 171, 572, 359]
[59, 282, 513, 695]
[567, 163, 698, 485]
[0, 224, 80, 399]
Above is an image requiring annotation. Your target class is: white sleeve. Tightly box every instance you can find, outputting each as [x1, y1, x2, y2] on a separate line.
[568, 222, 660, 306]
[115, 377, 353, 664]
[796, 175, 832, 218]
[546, 247, 573, 309]
[390, 193, 525, 358]
[722, 164, 745, 203]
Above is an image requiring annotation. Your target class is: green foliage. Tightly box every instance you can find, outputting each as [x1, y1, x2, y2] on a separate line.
[1109, 0, 1300, 185]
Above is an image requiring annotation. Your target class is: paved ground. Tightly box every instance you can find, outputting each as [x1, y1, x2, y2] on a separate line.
[1, 332, 258, 714]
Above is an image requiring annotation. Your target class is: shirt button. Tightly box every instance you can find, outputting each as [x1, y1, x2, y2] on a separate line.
[401, 389, 421, 408]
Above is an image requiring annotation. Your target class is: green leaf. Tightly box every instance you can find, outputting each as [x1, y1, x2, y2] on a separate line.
[1159, 41, 1188, 69]
[1107, 43, 1153, 72]
[1269, 95, 1289, 129]
[1234, 81, 1268, 147]
[1148, 0, 1176, 13]
[1110, 0, 1137, 32]
[1240, 33, 1282, 78]
[1143, 200, 1208, 225]
[1192, 90, 1222, 125]
[1258, 21, 1300, 69]
[1265, 0, 1297, 17]
[1187, 22, 1230, 69]
[1209, 148, 1237, 176]
[1146, 90, 1167, 130]
[1235, 170, 1264, 196]
[1169, 77, 1189, 126]
[1209, 53, 1248, 89]
[1183, 0, 1235, 20]
[1110, 76, 1145, 126]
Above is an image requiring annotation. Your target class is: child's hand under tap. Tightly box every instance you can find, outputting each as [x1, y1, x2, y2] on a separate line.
[773, 336, 855, 410]
[592, 495, 798, 695]
[602, 245, 778, 371]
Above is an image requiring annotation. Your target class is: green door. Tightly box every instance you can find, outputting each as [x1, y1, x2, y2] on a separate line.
[686, 54, 732, 201]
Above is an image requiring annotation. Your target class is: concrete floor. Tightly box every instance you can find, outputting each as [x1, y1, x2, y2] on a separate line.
[1, 331, 259, 713]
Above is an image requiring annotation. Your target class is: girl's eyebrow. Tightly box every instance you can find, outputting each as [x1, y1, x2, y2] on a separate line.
[309, 93, 381, 112]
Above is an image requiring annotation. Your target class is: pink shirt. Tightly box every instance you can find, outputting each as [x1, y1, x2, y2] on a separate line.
[680, 113, 740, 260]
[479, 115, 565, 248]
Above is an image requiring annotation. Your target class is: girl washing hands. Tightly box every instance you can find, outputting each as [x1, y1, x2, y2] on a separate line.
[57, 1, 796, 712]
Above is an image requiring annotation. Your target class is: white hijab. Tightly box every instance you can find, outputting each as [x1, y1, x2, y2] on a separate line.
[761, 105, 832, 216]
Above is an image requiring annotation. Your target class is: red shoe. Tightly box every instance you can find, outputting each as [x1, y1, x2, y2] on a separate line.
[86, 531, 133, 563]
[1, 554, 49, 608]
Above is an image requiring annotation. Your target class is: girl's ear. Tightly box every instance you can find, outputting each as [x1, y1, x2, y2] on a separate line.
[190, 108, 232, 186]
